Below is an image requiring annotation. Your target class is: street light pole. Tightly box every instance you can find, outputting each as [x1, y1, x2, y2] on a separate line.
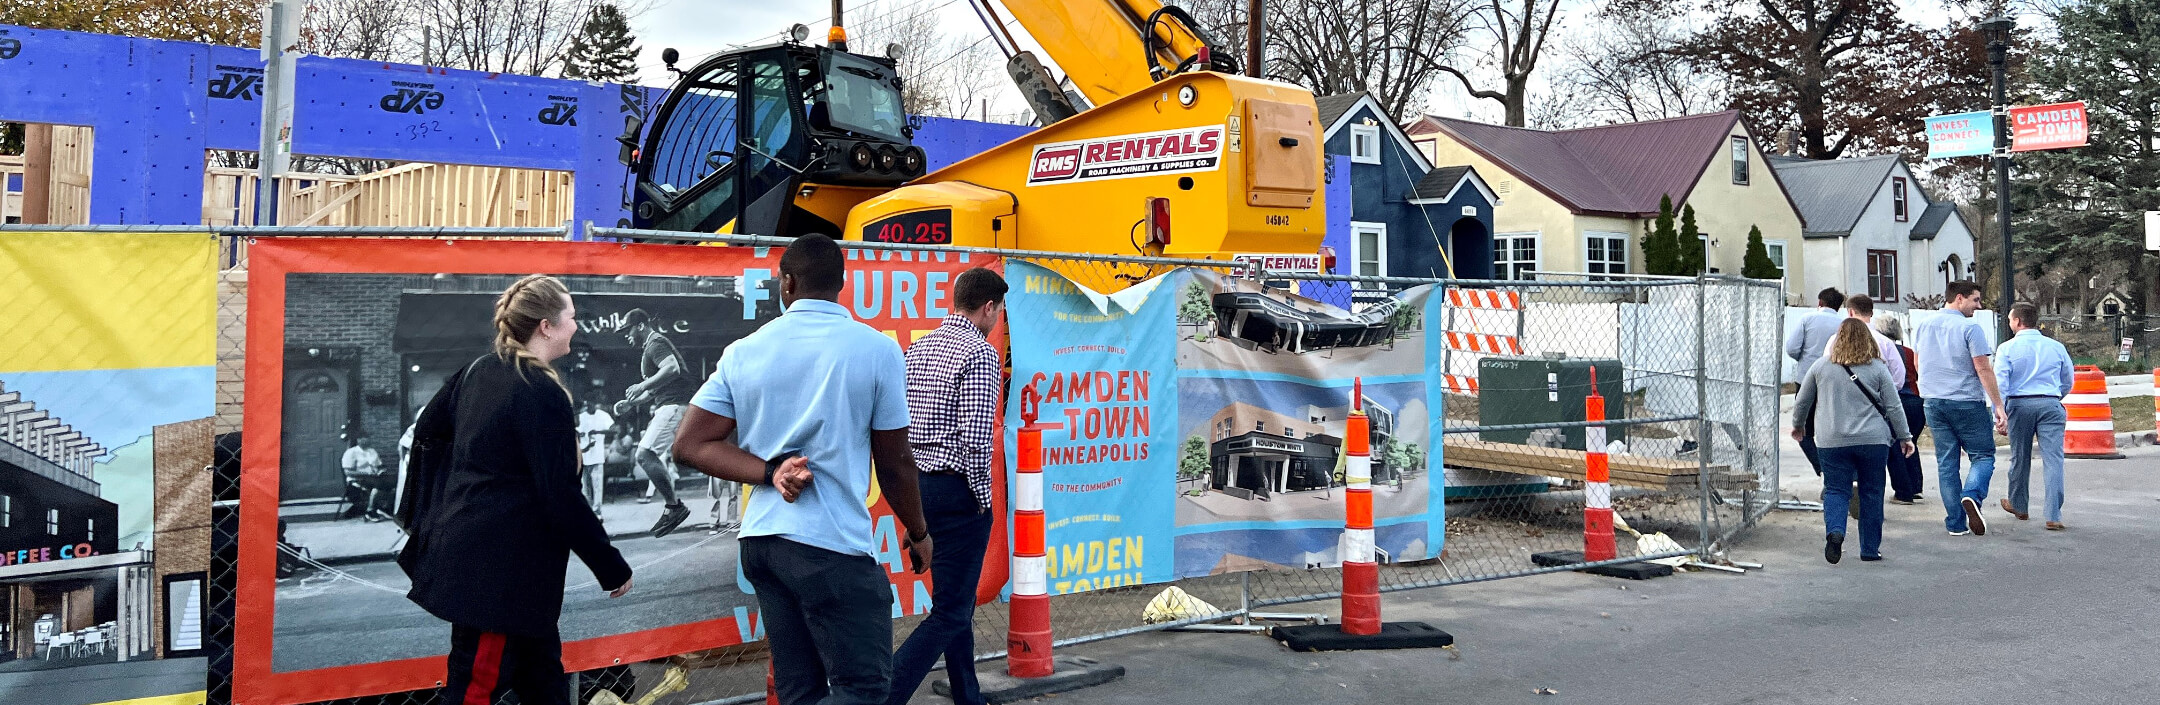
[1984, 15, 2015, 342]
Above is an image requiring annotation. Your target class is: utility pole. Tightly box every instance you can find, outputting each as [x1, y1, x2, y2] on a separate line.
[1246, 0, 1263, 77]
[1983, 14, 2015, 342]
[256, 0, 299, 226]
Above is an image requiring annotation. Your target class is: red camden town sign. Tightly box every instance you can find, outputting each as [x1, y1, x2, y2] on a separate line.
[2009, 101, 2089, 152]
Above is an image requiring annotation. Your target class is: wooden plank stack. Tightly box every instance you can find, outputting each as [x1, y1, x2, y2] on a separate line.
[1441, 439, 1755, 492]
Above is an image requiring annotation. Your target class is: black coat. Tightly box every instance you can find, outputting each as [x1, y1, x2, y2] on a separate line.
[398, 355, 631, 638]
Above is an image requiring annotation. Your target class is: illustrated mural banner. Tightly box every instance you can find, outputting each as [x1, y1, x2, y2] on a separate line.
[1002, 262, 1444, 595]
[237, 238, 1005, 704]
[0, 232, 217, 705]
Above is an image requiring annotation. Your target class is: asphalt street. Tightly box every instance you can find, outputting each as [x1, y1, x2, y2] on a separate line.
[883, 439, 2160, 705]
[271, 525, 749, 673]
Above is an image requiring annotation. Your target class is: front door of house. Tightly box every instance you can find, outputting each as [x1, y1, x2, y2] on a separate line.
[280, 368, 350, 501]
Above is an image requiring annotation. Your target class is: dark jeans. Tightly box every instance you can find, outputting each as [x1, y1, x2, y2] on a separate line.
[1889, 393, 1928, 500]
[442, 624, 570, 705]
[888, 473, 995, 705]
[1819, 444, 1887, 559]
[742, 536, 894, 705]
[1798, 417, 1822, 475]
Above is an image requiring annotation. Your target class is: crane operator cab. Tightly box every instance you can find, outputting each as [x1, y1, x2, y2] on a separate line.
[622, 34, 927, 237]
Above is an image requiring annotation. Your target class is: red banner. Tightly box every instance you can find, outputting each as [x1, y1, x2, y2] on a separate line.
[237, 238, 1006, 704]
[2010, 101, 2089, 152]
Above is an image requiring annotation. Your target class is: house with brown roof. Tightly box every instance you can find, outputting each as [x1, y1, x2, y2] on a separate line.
[1406, 112, 1806, 297]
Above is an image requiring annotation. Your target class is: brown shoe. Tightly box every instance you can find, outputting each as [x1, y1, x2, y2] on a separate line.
[2046, 522, 2066, 531]
[1999, 498, 2028, 521]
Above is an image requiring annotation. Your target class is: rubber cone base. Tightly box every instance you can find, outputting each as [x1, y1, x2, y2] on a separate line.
[1531, 550, 1673, 580]
[1272, 622, 1455, 652]
[933, 656, 1125, 704]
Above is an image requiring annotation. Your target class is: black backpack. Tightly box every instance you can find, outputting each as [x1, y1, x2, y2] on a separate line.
[395, 357, 482, 579]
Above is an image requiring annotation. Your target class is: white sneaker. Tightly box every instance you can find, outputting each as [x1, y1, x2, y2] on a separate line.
[1948, 529, 1971, 536]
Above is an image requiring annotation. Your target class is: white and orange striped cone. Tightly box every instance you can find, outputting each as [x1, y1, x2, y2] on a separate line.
[1582, 368, 1617, 562]
[2065, 365, 2123, 459]
[1009, 384, 1055, 678]
[2151, 368, 2159, 441]
[1272, 377, 1453, 651]
[1340, 378, 1381, 636]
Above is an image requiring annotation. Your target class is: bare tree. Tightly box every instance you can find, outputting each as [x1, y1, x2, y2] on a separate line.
[1436, 0, 1566, 127]
[1174, 0, 1472, 119]
[1548, 8, 1727, 126]
[301, 0, 413, 60]
[850, 2, 1012, 119]
[847, 0, 951, 116]
[924, 35, 1003, 120]
[1274, 0, 1476, 118]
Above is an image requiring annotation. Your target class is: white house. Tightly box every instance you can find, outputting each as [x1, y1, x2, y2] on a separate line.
[1770, 155, 1977, 310]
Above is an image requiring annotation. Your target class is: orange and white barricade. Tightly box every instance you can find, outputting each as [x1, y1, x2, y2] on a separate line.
[2064, 365, 2123, 459]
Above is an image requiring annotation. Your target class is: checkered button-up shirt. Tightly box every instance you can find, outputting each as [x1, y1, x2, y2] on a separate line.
[905, 314, 1001, 511]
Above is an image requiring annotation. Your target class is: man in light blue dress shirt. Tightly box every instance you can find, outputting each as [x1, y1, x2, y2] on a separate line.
[1913, 281, 2005, 536]
[1786, 287, 1848, 473]
[1993, 303, 2075, 529]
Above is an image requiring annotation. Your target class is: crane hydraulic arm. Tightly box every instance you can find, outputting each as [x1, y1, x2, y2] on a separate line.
[987, 0, 1229, 109]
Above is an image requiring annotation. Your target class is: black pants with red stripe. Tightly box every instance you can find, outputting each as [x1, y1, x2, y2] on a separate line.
[441, 624, 571, 705]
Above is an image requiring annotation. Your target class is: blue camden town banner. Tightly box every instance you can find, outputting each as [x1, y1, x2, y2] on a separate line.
[1002, 262, 1446, 595]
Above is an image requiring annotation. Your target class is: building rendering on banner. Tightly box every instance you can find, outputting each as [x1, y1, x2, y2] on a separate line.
[0, 383, 156, 669]
[1202, 396, 1398, 500]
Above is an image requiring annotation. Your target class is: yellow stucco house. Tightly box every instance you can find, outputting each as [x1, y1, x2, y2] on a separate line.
[1406, 111, 1805, 300]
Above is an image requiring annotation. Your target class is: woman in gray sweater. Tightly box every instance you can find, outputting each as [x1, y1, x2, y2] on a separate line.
[1791, 318, 1916, 564]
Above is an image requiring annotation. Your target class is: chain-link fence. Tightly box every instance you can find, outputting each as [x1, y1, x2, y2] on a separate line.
[0, 225, 1781, 705]
[2039, 313, 2158, 375]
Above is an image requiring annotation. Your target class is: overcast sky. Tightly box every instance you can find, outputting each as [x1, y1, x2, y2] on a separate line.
[627, 0, 1987, 126]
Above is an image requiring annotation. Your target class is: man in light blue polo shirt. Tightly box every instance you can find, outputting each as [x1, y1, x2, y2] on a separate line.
[672, 234, 932, 705]
[1786, 287, 1848, 474]
[1912, 281, 2005, 536]
[1993, 303, 2075, 530]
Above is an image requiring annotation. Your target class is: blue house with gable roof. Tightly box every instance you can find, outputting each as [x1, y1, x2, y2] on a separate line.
[1316, 93, 1497, 283]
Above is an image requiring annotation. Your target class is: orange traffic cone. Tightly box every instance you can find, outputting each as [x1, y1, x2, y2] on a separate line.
[2064, 366, 2123, 459]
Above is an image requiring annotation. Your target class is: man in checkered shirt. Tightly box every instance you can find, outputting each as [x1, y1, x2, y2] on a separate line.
[888, 266, 1006, 705]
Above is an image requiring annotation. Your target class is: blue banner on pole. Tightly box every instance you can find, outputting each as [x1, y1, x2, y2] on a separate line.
[1925, 111, 1995, 159]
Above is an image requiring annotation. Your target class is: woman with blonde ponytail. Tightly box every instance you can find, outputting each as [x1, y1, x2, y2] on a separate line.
[398, 274, 632, 705]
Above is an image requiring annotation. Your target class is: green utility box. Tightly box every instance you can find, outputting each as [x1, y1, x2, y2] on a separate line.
[1476, 355, 1623, 450]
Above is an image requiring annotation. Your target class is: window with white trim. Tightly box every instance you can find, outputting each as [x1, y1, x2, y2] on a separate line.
[46, 508, 59, 536]
[1495, 232, 1540, 280]
[1350, 221, 1388, 286]
[0, 494, 10, 528]
[1892, 177, 1909, 221]
[1867, 249, 1899, 300]
[1765, 240, 1788, 278]
[1731, 137, 1751, 184]
[1585, 231, 1629, 279]
[87, 518, 95, 542]
[1350, 124, 1381, 164]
